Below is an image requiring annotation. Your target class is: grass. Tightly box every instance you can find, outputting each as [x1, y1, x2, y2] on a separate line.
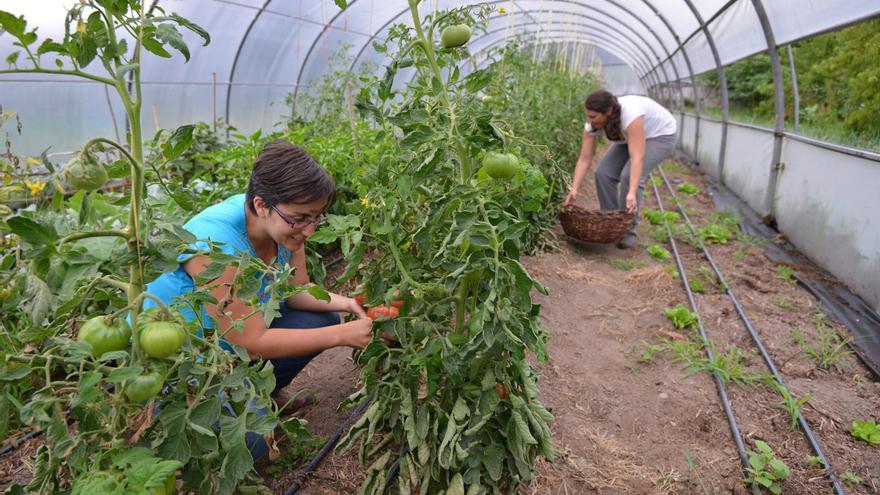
[684, 345, 765, 388]
[775, 265, 797, 285]
[608, 258, 648, 271]
[770, 380, 813, 430]
[790, 312, 852, 369]
[770, 297, 796, 310]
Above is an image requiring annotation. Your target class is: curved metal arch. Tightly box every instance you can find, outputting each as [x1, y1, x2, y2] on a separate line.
[465, 21, 661, 93]
[680, 0, 729, 173]
[467, 29, 654, 82]
[641, 0, 695, 122]
[467, 15, 656, 77]
[345, 0, 553, 76]
[466, 34, 651, 92]
[223, 0, 271, 127]
[750, 0, 786, 224]
[644, 0, 738, 77]
[291, 0, 369, 102]
[528, 0, 671, 107]
[469, 9, 667, 89]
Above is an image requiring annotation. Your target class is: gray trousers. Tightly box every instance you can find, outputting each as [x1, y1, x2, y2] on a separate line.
[595, 133, 677, 234]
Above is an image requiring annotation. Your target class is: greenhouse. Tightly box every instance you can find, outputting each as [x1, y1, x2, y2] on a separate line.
[1, 0, 879, 493]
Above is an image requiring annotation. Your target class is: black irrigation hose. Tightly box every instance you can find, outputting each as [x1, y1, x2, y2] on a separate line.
[655, 166, 846, 495]
[649, 176, 761, 495]
[284, 396, 374, 495]
[0, 430, 43, 456]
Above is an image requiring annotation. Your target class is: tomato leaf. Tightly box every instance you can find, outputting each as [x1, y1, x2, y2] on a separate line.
[6, 216, 58, 246]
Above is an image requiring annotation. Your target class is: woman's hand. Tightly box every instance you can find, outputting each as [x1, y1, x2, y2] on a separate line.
[564, 188, 578, 207]
[345, 296, 368, 319]
[339, 318, 373, 349]
[625, 191, 637, 213]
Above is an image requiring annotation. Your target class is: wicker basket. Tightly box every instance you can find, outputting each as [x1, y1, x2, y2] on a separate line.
[559, 205, 635, 244]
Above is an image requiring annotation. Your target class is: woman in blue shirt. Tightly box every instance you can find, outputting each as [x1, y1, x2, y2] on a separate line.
[144, 140, 372, 409]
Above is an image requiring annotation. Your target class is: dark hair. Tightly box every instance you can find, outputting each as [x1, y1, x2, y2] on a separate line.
[245, 140, 336, 213]
[585, 89, 623, 141]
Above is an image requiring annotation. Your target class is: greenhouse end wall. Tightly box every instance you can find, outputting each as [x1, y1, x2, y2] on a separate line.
[679, 114, 880, 312]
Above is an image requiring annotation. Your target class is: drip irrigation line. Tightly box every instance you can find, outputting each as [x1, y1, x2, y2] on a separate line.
[0, 430, 43, 456]
[654, 165, 846, 495]
[649, 176, 759, 495]
[284, 396, 374, 495]
[382, 444, 407, 493]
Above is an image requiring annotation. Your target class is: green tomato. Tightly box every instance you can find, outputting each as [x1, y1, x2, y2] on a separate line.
[138, 321, 186, 358]
[124, 372, 164, 402]
[78, 316, 132, 357]
[62, 152, 109, 191]
[440, 24, 472, 48]
[481, 152, 520, 179]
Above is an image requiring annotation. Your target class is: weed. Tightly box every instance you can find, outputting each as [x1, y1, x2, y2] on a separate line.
[771, 381, 813, 430]
[651, 176, 664, 187]
[265, 434, 326, 478]
[664, 264, 680, 279]
[661, 162, 688, 175]
[685, 346, 764, 388]
[770, 297, 796, 310]
[707, 211, 740, 232]
[647, 244, 671, 262]
[745, 440, 790, 495]
[804, 455, 824, 468]
[840, 471, 863, 487]
[608, 258, 648, 271]
[849, 419, 880, 445]
[791, 323, 851, 369]
[689, 275, 707, 294]
[652, 226, 670, 243]
[776, 265, 797, 285]
[683, 451, 715, 495]
[665, 338, 705, 364]
[626, 340, 666, 364]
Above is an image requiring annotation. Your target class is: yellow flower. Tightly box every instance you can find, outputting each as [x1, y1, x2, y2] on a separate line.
[360, 197, 370, 207]
[25, 179, 46, 196]
[498, 7, 506, 13]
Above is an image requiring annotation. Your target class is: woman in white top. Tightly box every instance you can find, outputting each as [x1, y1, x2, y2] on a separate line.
[564, 90, 678, 248]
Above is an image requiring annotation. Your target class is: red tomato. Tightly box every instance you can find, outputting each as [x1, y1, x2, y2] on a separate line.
[367, 306, 399, 320]
[354, 294, 366, 306]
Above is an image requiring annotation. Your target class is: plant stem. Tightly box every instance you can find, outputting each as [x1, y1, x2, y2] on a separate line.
[58, 229, 130, 247]
[0, 68, 115, 86]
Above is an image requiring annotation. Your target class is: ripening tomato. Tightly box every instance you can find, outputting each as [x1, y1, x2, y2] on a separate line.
[495, 382, 508, 400]
[390, 289, 405, 308]
[62, 152, 109, 191]
[367, 305, 399, 320]
[78, 315, 132, 357]
[137, 308, 186, 358]
[440, 24, 472, 48]
[125, 372, 164, 402]
[481, 152, 520, 179]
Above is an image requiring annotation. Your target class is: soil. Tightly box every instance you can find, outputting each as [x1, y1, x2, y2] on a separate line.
[3, 158, 879, 494]
[262, 158, 880, 494]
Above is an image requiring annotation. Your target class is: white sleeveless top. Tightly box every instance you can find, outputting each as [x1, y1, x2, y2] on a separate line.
[585, 95, 677, 143]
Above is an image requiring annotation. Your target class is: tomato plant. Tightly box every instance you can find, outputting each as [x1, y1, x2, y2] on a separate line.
[0, 3, 315, 493]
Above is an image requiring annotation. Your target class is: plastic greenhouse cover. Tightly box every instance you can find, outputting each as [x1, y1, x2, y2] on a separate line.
[3, 0, 880, 154]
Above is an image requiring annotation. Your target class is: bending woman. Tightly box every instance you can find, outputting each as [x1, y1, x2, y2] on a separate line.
[564, 90, 677, 248]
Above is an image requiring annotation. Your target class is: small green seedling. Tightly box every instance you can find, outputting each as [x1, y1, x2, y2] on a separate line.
[608, 259, 648, 271]
[677, 182, 699, 195]
[665, 304, 698, 330]
[689, 275, 706, 294]
[647, 244, 671, 262]
[791, 323, 851, 369]
[804, 455, 823, 468]
[772, 381, 813, 430]
[770, 297, 795, 310]
[840, 471, 863, 487]
[745, 440, 790, 495]
[849, 419, 880, 445]
[645, 210, 681, 226]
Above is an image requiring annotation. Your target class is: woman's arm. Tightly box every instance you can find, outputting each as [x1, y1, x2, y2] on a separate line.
[183, 255, 373, 359]
[624, 116, 647, 213]
[565, 130, 596, 206]
[284, 244, 368, 317]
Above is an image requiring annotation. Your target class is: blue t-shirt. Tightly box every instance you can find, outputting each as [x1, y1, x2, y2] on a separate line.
[143, 194, 291, 345]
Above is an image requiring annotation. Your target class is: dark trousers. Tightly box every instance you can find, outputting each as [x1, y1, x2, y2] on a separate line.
[265, 304, 341, 396]
[246, 305, 341, 459]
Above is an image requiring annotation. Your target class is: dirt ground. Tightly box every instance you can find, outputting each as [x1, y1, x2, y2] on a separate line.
[3, 158, 879, 495]
[263, 159, 880, 494]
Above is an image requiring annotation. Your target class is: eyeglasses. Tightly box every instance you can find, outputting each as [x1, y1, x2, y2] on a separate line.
[270, 205, 325, 230]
